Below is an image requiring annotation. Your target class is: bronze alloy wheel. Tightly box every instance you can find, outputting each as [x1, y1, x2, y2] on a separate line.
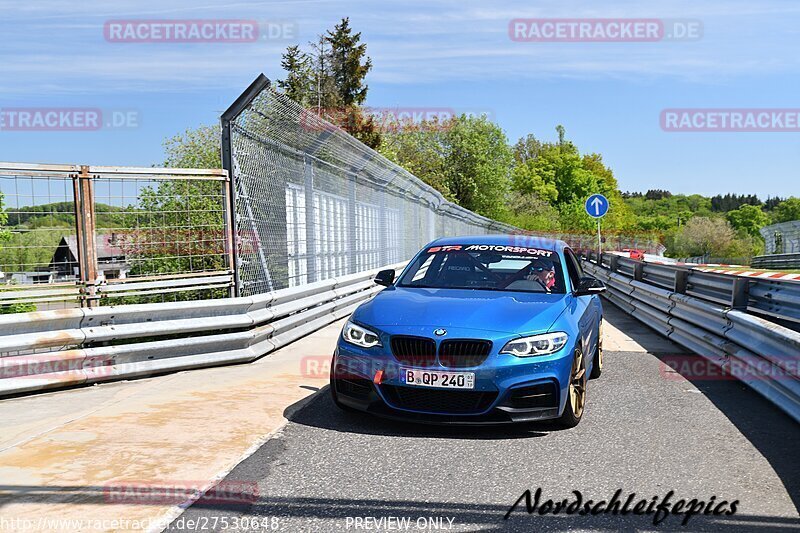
[569, 349, 587, 418]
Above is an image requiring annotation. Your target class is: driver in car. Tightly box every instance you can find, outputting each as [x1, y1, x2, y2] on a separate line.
[524, 258, 557, 293]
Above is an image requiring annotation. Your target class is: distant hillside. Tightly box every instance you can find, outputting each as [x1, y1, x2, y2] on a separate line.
[4, 202, 129, 228]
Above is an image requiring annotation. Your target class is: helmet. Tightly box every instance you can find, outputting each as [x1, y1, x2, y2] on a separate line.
[530, 257, 556, 272]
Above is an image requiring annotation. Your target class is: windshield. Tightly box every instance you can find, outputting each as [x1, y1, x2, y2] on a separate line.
[398, 244, 566, 294]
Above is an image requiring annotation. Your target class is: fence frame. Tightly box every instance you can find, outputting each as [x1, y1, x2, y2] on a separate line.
[220, 74, 271, 297]
[0, 162, 235, 308]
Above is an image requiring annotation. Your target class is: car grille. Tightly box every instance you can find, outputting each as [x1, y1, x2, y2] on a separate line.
[390, 336, 437, 367]
[390, 336, 494, 368]
[438, 340, 492, 368]
[381, 385, 497, 414]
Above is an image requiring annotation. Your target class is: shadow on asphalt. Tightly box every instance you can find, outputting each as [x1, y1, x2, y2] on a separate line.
[602, 302, 800, 515]
[652, 349, 800, 516]
[284, 390, 563, 440]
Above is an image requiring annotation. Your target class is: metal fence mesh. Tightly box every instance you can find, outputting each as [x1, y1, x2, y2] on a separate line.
[93, 177, 228, 279]
[227, 85, 517, 296]
[0, 173, 77, 284]
[761, 221, 800, 254]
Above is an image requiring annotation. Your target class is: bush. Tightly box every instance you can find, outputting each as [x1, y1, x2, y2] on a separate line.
[671, 217, 754, 258]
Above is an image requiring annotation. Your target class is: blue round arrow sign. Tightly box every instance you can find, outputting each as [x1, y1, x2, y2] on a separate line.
[585, 194, 609, 218]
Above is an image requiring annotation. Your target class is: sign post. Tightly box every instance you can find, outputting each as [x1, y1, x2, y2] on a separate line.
[585, 194, 609, 261]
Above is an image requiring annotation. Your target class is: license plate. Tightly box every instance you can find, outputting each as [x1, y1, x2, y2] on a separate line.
[403, 369, 475, 389]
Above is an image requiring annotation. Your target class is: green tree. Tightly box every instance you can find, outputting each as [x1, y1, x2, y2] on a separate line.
[727, 204, 768, 238]
[670, 217, 757, 258]
[163, 125, 221, 168]
[378, 119, 451, 197]
[326, 17, 372, 106]
[509, 127, 633, 231]
[443, 115, 513, 219]
[512, 134, 543, 164]
[380, 115, 513, 220]
[277, 45, 312, 105]
[773, 197, 800, 223]
[277, 19, 379, 146]
[308, 35, 341, 113]
[506, 191, 560, 231]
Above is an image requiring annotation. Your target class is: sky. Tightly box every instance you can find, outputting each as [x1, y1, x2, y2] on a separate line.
[0, 0, 798, 198]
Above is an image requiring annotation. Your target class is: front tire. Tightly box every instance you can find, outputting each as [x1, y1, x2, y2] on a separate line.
[557, 348, 587, 428]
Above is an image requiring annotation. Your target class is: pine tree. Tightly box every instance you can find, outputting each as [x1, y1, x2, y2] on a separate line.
[325, 18, 372, 106]
[309, 35, 341, 114]
[277, 45, 312, 105]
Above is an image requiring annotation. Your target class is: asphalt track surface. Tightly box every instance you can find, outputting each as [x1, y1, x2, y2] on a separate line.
[168, 316, 800, 532]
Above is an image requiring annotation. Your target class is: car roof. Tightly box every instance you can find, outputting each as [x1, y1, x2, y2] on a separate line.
[428, 234, 566, 252]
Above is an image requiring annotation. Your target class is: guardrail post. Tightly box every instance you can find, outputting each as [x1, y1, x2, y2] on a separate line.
[610, 255, 619, 273]
[633, 262, 644, 282]
[731, 278, 750, 310]
[73, 165, 98, 308]
[674, 269, 688, 294]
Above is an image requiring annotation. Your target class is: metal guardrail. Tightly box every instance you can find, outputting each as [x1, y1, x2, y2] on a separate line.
[586, 251, 800, 327]
[583, 255, 800, 423]
[751, 253, 800, 270]
[0, 262, 406, 398]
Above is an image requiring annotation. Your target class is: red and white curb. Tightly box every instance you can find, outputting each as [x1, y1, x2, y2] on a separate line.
[694, 267, 800, 281]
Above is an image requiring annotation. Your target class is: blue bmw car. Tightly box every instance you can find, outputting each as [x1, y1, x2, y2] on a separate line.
[330, 235, 606, 427]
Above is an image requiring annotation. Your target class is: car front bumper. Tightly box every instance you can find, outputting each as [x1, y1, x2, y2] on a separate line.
[331, 337, 576, 425]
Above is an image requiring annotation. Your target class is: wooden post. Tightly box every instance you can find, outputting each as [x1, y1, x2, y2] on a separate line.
[73, 166, 98, 307]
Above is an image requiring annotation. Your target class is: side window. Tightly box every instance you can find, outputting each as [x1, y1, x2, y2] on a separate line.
[563, 250, 581, 292]
[567, 248, 584, 277]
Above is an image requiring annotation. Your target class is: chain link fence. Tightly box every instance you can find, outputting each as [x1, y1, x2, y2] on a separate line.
[223, 75, 518, 296]
[761, 220, 800, 254]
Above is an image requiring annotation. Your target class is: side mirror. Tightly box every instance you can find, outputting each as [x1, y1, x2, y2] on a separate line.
[374, 269, 395, 287]
[575, 276, 606, 296]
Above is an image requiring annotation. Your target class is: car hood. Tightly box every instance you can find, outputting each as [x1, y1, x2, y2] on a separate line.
[352, 287, 569, 335]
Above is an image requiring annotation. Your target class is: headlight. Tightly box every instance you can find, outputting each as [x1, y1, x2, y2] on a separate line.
[342, 321, 382, 348]
[500, 332, 569, 357]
